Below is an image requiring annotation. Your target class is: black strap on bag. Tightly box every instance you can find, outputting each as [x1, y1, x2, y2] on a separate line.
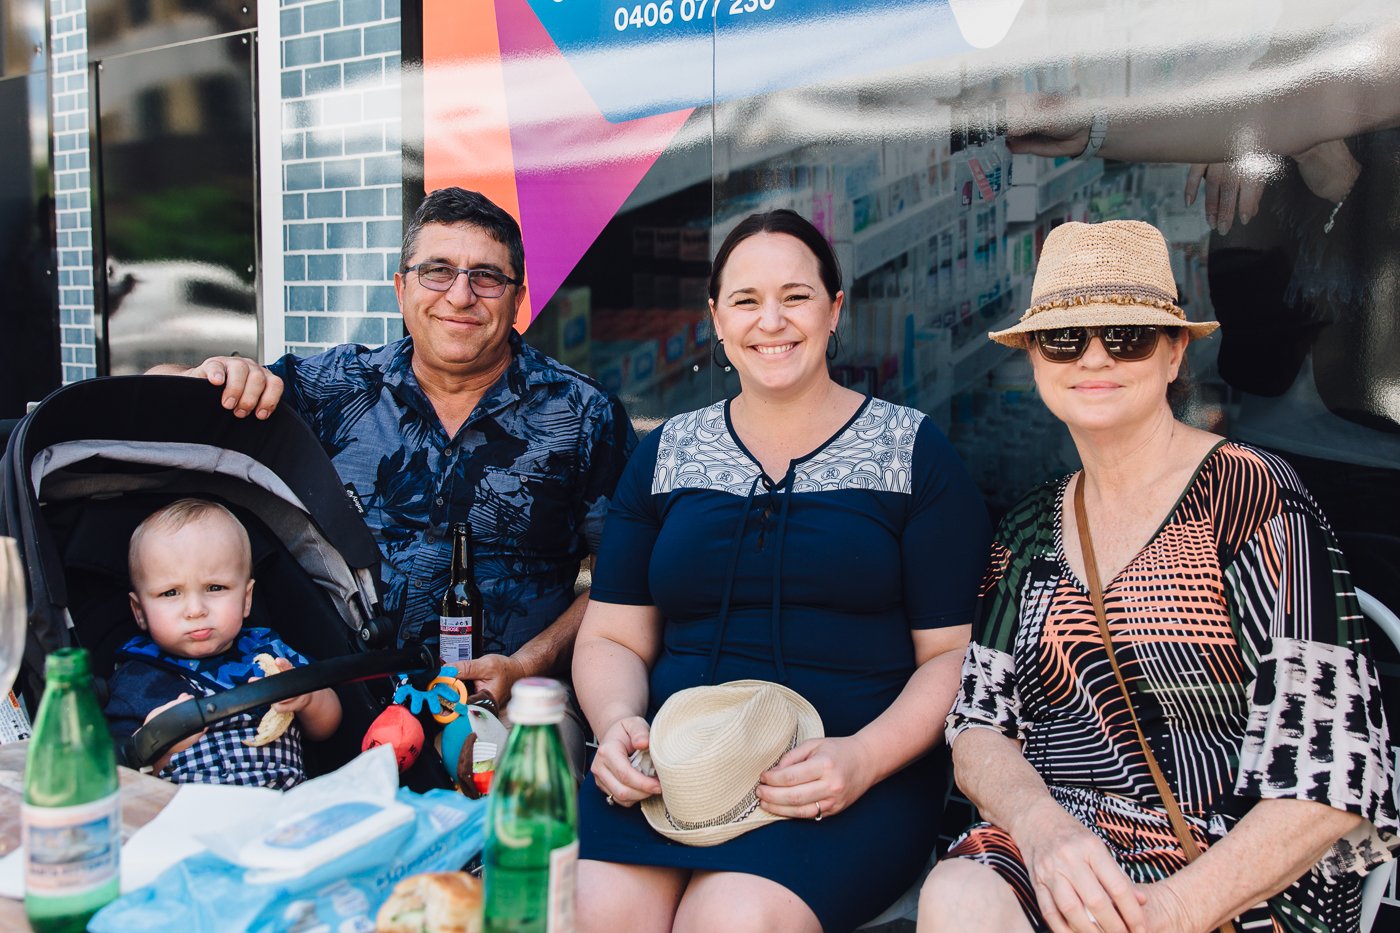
[1073, 475, 1238, 933]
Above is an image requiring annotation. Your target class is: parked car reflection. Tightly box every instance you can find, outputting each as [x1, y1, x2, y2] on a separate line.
[105, 260, 257, 375]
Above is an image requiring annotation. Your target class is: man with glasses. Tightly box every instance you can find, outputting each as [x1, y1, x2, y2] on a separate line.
[158, 188, 635, 769]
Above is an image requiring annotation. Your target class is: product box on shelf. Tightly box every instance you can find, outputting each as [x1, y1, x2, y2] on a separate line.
[654, 227, 681, 260]
[533, 286, 591, 372]
[679, 226, 709, 263]
[592, 338, 659, 396]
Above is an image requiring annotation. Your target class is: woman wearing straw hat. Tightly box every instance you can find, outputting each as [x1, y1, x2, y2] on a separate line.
[573, 209, 991, 932]
[918, 220, 1397, 933]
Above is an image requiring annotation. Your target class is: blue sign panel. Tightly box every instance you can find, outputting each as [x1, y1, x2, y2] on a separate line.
[526, 0, 971, 121]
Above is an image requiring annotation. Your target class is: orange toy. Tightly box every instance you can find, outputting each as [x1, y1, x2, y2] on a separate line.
[362, 704, 425, 772]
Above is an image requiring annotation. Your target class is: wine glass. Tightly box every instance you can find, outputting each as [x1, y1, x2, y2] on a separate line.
[1, 536, 25, 699]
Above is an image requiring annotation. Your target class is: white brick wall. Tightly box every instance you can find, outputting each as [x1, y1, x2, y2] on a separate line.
[49, 0, 97, 384]
[276, 0, 403, 358]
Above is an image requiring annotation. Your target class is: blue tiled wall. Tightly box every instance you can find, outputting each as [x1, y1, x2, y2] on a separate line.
[50, 0, 96, 384]
[279, 0, 404, 358]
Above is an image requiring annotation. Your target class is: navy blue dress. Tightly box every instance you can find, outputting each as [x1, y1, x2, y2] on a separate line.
[579, 397, 990, 931]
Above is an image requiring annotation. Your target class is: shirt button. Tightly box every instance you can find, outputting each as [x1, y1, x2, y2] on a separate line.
[444, 447, 453, 456]
[435, 497, 444, 506]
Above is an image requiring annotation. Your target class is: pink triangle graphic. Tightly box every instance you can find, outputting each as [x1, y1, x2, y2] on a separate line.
[494, 0, 694, 325]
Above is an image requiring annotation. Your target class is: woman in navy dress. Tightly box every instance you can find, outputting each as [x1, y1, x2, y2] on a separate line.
[573, 210, 991, 932]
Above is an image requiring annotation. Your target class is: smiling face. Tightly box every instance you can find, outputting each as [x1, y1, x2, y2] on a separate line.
[128, 511, 254, 659]
[709, 232, 843, 400]
[1029, 328, 1187, 434]
[393, 221, 526, 384]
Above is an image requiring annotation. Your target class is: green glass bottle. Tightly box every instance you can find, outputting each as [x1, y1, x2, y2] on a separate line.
[23, 648, 121, 932]
[483, 677, 578, 933]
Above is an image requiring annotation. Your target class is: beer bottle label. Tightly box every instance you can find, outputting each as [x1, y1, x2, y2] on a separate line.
[22, 792, 121, 895]
[546, 838, 578, 933]
[439, 615, 474, 665]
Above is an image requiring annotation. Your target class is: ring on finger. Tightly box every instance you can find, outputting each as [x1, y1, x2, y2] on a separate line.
[605, 793, 615, 806]
[814, 802, 823, 822]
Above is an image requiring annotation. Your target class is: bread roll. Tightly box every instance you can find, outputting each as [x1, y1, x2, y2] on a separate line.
[375, 871, 483, 933]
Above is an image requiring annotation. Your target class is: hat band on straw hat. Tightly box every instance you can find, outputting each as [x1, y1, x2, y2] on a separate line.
[1020, 289, 1184, 324]
[659, 729, 799, 832]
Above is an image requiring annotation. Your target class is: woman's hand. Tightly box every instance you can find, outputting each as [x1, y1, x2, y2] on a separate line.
[590, 715, 662, 806]
[1136, 881, 1195, 933]
[755, 735, 878, 821]
[1292, 138, 1361, 202]
[1012, 799, 1148, 933]
[1185, 161, 1267, 234]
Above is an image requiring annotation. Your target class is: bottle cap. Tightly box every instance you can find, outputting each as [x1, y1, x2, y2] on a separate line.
[44, 647, 91, 682]
[508, 677, 567, 725]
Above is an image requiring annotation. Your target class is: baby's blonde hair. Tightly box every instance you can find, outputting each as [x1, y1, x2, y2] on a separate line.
[128, 498, 252, 586]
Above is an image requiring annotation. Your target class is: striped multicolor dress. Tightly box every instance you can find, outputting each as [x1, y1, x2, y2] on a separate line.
[945, 441, 1397, 932]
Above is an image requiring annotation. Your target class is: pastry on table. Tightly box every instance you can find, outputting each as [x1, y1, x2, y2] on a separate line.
[376, 871, 483, 933]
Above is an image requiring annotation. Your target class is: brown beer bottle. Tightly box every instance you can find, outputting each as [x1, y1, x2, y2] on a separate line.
[438, 522, 484, 667]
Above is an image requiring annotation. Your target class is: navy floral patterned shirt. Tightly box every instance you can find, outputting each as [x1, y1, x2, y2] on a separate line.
[269, 332, 636, 653]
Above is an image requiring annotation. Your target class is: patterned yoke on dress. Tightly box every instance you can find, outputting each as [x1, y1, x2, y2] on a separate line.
[944, 443, 1398, 933]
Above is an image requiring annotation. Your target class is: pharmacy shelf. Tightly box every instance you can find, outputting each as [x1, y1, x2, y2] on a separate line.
[851, 189, 962, 279]
[1006, 158, 1105, 221]
[616, 347, 712, 407]
[935, 284, 1027, 395]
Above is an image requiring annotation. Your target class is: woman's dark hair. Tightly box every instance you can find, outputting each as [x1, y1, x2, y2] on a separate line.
[708, 209, 842, 302]
[401, 187, 526, 282]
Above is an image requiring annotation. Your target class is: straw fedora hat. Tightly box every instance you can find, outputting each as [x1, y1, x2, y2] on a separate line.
[638, 680, 824, 847]
[989, 220, 1219, 348]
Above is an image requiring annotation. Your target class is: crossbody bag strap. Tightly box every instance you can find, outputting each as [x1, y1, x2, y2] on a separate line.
[1073, 476, 1237, 933]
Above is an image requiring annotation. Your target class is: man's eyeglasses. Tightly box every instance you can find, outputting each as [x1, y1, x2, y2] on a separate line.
[1033, 325, 1162, 363]
[403, 262, 520, 297]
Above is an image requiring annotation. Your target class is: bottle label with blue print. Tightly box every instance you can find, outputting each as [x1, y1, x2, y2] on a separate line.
[23, 792, 121, 895]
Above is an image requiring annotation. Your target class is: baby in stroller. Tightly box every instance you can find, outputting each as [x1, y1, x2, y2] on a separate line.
[104, 498, 342, 788]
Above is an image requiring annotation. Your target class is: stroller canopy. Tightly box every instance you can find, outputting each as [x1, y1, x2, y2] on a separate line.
[1, 375, 382, 661]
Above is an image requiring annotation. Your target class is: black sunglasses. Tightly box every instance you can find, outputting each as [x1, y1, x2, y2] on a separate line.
[403, 262, 520, 297]
[1033, 325, 1162, 363]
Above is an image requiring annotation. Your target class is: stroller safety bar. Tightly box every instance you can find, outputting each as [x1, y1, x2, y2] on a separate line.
[118, 645, 438, 770]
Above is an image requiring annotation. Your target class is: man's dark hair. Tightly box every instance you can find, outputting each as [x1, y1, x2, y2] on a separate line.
[708, 209, 842, 302]
[400, 187, 526, 283]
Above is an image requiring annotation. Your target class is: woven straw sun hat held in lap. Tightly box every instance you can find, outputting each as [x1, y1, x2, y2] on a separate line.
[988, 219, 1220, 348]
[637, 679, 824, 847]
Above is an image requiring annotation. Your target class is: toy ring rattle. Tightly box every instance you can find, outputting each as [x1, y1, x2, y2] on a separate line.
[428, 675, 470, 724]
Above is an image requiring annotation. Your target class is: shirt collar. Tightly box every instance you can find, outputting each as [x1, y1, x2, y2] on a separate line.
[382, 331, 571, 434]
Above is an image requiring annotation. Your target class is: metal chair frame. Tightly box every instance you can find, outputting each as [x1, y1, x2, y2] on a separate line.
[1357, 587, 1399, 933]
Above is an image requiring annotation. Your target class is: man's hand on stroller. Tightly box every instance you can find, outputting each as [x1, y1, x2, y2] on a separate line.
[149, 355, 285, 420]
[453, 653, 527, 711]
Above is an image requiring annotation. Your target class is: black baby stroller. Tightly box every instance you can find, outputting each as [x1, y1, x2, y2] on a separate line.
[1, 375, 440, 780]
